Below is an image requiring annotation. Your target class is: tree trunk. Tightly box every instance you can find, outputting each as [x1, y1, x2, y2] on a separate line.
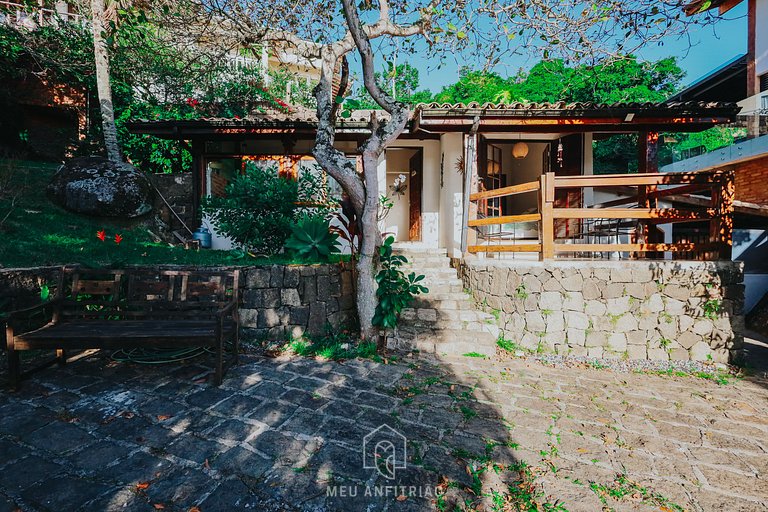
[357, 152, 382, 341]
[90, 0, 121, 163]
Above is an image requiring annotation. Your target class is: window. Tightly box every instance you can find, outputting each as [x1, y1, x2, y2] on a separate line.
[760, 72, 768, 93]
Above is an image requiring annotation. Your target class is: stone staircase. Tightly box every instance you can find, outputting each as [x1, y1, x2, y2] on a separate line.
[386, 245, 498, 357]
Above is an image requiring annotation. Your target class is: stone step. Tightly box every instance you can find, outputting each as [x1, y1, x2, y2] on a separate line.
[392, 247, 448, 256]
[411, 298, 475, 311]
[400, 260, 453, 269]
[388, 329, 497, 357]
[422, 283, 465, 294]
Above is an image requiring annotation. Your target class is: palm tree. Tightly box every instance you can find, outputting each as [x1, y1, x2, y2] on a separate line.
[90, 0, 121, 163]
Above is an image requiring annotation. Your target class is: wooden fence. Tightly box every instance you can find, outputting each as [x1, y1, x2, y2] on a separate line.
[466, 169, 734, 261]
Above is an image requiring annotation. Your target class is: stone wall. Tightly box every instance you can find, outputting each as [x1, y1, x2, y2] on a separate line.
[455, 259, 745, 363]
[239, 263, 357, 340]
[0, 264, 357, 340]
[150, 173, 195, 237]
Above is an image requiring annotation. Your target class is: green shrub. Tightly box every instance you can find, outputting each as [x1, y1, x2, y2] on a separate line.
[284, 215, 341, 262]
[372, 236, 428, 329]
[202, 164, 298, 255]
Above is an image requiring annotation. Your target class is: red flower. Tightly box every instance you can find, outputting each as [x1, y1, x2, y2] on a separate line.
[185, 98, 199, 107]
[233, 115, 241, 120]
[114, 234, 123, 245]
[96, 230, 106, 241]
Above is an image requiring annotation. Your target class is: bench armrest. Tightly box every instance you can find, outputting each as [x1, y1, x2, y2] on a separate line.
[5, 299, 60, 323]
[215, 301, 237, 319]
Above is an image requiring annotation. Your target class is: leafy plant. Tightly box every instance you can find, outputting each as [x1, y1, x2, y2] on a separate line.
[703, 298, 721, 320]
[372, 236, 428, 329]
[284, 215, 341, 262]
[329, 194, 361, 257]
[202, 163, 299, 255]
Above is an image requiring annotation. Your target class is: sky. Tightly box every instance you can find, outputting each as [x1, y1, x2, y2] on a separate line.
[377, 3, 748, 94]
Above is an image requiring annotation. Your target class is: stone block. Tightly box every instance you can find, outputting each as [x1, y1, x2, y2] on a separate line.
[544, 331, 565, 347]
[417, 309, 437, 322]
[505, 272, 522, 296]
[302, 275, 317, 302]
[582, 279, 601, 300]
[259, 309, 281, 328]
[664, 284, 690, 301]
[593, 268, 610, 281]
[317, 275, 331, 298]
[307, 302, 327, 336]
[632, 267, 655, 283]
[242, 289, 261, 308]
[520, 332, 539, 350]
[262, 288, 281, 308]
[525, 311, 546, 332]
[539, 291, 563, 311]
[693, 319, 714, 336]
[607, 296, 631, 315]
[246, 269, 271, 288]
[284, 267, 300, 288]
[290, 306, 310, 326]
[610, 268, 633, 283]
[522, 274, 542, 293]
[585, 331, 607, 348]
[560, 291, 583, 313]
[607, 333, 627, 352]
[679, 315, 695, 332]
[270, 266, 284, 287]
[587, 346, 604, 358]
[565, 311, 589, 330]
[641, 294, 664, 314]
[542, 278, 563, 292]
[602, 283, 625, 299]
[545, 311, 565, 333]
[689, 341, 712, 361]
[239, 308, 259, 328]
[584, 300, 606, 316]
[664, 298, 685, 315]
[658, 318, 677, 338]
[637, 313, 657, 330]
[569, 346, 588, 357]
[614, 315, 637, 333]
[669, 348, 689, 361]
[281, 289, 301, 307]
[566, 328, 586, 346]
[561, 273, 583, 292]
[626, 330, 647, 346]
[627, 345, 646, 360]
[647, 347, 669, 361]
[490, 268, 508, 295]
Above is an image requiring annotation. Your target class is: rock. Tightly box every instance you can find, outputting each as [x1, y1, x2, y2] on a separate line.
[689, 341, 712, 361]
[607, 333, 627, 352]
[47, 157, 153, 218]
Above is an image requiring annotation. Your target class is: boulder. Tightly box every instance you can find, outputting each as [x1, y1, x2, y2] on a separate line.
[47, 157, 153, 218]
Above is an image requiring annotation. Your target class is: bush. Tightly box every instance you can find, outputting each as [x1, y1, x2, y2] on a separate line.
[372, 236, 428, 329]
[202, 164, 298, 255]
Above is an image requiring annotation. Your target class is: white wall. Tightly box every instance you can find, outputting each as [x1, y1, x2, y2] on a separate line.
[439, 133, 464, 256]
[383, 150, 412, 241]
[495, 142, 547, 214]
[378, 140, 441, 247]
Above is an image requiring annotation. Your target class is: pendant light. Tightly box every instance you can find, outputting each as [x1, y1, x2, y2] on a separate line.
[512, 134, 528, 159]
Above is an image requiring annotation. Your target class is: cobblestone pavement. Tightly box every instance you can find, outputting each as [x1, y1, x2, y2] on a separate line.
[1, 351, 767, 512]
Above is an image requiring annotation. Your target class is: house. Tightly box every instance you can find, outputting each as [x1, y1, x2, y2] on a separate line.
[127, 101, 752, 363]
[664, 0, 768, 312]
[127, 101, 739, 259]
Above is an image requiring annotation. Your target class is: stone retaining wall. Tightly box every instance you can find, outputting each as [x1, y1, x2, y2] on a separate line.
[455, 259, 745, 363]
[0, 264, 357, 341]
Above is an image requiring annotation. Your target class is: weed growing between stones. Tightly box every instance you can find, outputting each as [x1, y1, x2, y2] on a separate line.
[463, 352, 487, 358]
[259, 328, 379, 361]
[589, 474, 685, 511]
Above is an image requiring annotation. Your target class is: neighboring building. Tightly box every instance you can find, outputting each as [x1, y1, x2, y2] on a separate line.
[663, 0, 768, 311]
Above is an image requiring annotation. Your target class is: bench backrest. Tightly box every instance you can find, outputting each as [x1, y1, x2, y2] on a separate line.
[58, 268, 239, 320]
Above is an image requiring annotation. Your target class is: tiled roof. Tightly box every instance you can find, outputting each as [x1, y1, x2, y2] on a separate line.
[414, 100, 739, 113]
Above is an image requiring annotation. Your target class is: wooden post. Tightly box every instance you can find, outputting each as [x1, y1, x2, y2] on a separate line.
[540, 172, 555, 260]
[714, 171, 734, 261]
[461, 123, 480, 256]
[191, 140, 203, 226]
[637, 132, 659, 257]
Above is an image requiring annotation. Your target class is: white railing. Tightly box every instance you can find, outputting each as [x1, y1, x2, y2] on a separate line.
[0, 1, 85, 28]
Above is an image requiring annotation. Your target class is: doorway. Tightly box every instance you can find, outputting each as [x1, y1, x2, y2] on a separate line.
[384, 148, 423, 242]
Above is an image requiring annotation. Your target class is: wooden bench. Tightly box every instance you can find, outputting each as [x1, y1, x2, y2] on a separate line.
[5, 268, 240, 389]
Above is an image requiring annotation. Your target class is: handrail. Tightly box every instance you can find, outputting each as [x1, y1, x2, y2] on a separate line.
[466, 168, 734, 261]
[469, 180, 539, 201]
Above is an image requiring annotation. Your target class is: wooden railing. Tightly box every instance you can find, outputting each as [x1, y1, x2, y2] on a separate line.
[466, 169, 734, 261]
